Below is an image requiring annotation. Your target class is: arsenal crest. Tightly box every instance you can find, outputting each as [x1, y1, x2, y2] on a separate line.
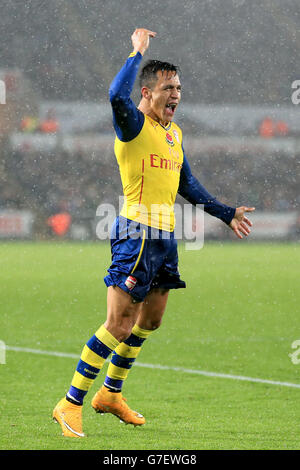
[166, 132, 174, 146]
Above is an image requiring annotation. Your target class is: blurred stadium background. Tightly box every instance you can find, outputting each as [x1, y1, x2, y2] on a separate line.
[0, 0, 299, 241]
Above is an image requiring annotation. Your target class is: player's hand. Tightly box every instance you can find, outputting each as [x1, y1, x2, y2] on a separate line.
[229, 206, 255, 239]
[131, 28, 157, 56]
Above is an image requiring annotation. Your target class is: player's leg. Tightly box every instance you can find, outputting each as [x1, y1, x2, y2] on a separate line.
[91, 286, 150, 425]
[136, 287, 169, 330]
[67, 286, 141, 402]
[91, 288, 169, 425]
[93, 233, 183, 426]
[102, 287, 169, 391]
[52, 320, 120, 437]
[53, 286, 141, 436]
[104, 285, 143, 341]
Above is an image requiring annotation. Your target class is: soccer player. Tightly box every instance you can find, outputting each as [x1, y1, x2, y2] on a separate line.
[53, 28, 255, 437]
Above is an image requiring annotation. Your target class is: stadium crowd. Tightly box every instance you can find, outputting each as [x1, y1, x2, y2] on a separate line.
[190, 149, 299, 212]
[0, 143, 119, 218]
[0, 140, 298, 234]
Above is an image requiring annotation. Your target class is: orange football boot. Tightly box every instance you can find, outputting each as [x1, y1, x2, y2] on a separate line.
[52, 397, 85, 438]
[91, 385, 145, 426]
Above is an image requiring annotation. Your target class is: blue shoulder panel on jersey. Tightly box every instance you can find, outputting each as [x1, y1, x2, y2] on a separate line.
[178, 151, 236, 225]
[109, 52, 145, 142]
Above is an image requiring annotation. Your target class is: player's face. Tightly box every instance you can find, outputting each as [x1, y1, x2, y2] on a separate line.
[149, 70, 181, 126]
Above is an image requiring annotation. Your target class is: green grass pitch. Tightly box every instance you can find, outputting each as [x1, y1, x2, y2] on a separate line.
[0, 241, 300, 450]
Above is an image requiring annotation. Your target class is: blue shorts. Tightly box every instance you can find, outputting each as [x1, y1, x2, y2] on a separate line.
[104, 216, 186, 302]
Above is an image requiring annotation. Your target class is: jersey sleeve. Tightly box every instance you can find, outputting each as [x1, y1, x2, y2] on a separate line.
[109, 52, 145, 142]
[178, 151, 236, 225]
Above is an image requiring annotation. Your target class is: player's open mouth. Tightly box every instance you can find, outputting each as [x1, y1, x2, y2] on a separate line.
[165, 103, 177, 116]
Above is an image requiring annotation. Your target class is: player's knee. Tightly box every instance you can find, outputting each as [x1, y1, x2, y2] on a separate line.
[150, 319, 162, 330]
[104, 318, 135, 343]
[143, 317, 163, 331]
[117, 325, 133, 343]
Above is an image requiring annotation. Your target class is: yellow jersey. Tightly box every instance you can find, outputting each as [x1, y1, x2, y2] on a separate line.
[115, 114, 184, 231]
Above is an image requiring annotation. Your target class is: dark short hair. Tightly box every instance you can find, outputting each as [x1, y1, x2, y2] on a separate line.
[139, 60, 179, 89]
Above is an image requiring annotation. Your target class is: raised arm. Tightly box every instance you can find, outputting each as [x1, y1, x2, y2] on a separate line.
[109, 29, 156, 142]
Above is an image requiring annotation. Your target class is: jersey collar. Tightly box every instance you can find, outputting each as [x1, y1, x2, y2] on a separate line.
[146, 114, 172, 131]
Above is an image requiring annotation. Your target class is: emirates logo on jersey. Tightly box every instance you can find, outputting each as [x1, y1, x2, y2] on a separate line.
[166, 132, 174, 146]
